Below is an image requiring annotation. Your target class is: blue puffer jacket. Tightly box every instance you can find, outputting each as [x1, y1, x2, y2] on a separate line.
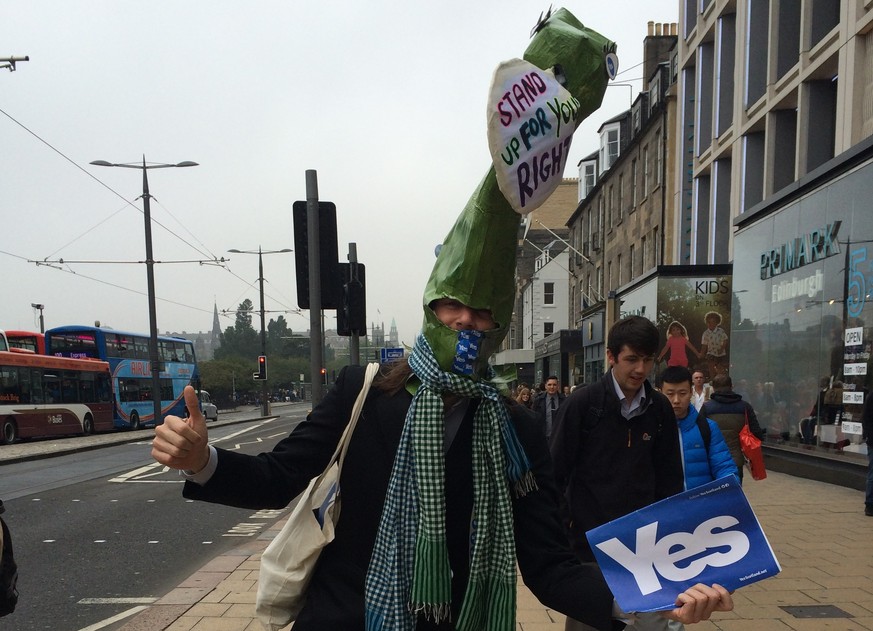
[678, 405, 739, 490]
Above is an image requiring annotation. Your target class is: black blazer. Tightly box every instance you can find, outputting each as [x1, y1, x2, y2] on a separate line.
[184, 366, 617, 630]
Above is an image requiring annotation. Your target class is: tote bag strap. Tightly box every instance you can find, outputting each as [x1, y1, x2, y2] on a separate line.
[335, 362, 380, 470]
[309, 363, 380, 488]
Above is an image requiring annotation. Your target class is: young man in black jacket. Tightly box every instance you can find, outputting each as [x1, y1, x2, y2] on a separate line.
[551, 316, 685, 631]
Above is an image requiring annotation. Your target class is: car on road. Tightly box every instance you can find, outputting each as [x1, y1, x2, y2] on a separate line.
[198, 390, 218, 421]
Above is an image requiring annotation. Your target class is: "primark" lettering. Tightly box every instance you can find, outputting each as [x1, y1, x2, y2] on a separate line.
[759, 221, 841, 280]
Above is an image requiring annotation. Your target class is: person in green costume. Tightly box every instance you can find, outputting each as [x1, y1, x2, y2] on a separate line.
[153, 9, 733, 631]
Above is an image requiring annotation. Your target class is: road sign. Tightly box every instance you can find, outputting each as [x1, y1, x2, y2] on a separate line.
[380, 347, 405, 363]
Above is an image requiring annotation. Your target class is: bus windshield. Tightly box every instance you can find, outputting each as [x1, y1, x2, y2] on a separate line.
[6, 331, 46, 355]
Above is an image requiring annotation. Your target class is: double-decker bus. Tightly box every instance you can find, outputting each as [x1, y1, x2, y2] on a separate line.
[6, 330, 46, 354]
[0, 351, 113, 444]
[45, 325, 198, 429]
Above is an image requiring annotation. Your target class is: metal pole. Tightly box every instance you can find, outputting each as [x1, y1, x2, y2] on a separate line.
[141, 159, 163, 426]
[348, 242, 360, 365]
[306, 170, 325, 404]
[258, 247, 270, 416]
[38, 309, 44, 334]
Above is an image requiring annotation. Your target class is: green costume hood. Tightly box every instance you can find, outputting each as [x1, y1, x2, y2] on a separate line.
[423, 9, 615, 376]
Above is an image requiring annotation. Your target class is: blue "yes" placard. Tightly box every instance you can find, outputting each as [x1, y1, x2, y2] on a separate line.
[586, 475, 780, 613]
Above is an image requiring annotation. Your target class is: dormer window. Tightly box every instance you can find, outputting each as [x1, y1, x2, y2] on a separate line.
[578, 159, 597, 200]
[598, 122, 621, 174]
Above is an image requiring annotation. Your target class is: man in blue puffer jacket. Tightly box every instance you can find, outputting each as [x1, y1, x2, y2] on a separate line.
[660, 366, 738, 490]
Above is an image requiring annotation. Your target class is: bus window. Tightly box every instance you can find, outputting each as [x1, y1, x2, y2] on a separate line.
[133, 337, 149, 360]
[119, 379, 141, 403]
[44, 374, 61, 403]
[30, 369, 45, 404]
[61, 374, 79, 403]
[18, 368, 32, 404]
[1, 366, 19, 403]
[47, 332, 99, 358]
[97, 374, 111, 402]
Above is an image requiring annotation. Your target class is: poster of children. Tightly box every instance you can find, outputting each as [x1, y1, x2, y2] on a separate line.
[656, 276, 733, 379]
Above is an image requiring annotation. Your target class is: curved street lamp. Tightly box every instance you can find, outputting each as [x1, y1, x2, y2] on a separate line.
[91, 157, 198, 426]
[227, 247, 292, 416]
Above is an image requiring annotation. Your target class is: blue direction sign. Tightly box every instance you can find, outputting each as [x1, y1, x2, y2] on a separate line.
[380, 347, 405, 363]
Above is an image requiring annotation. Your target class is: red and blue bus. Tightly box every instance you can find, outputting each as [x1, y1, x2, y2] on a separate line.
[45, 325, 199, 429]
[0, 351, 113, 444]
[6, 330, 46, 355]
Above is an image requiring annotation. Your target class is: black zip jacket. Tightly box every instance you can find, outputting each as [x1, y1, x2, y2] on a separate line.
[550, 372, 684, 562]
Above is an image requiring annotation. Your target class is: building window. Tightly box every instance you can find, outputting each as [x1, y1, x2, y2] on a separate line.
[617, 174, 624, 222]
[629, 244, 635, 279]
[655, 133, 663, 186]
[544, 322, 555, 336]
[617, 253, 623, 286]
[599, 123, 621, 174]
[631, 159, 638, 208]
[653, 226, 660, 264]
[607, 186, 614, 228]
[642, 145, 650, 194]
[641, 235, 647, 271]
[543, 282, 555, 305]
[579, 160, 597, 199]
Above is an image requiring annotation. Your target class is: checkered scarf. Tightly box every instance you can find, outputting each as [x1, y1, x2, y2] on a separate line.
[364, 333, 536, 631]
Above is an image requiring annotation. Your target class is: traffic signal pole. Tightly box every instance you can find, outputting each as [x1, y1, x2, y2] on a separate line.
[257, 248, 270, 417]
[348, 243, 360, 366]
[306, 170, 325, 405]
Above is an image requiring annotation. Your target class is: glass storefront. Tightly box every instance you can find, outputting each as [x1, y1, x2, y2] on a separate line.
[732, 156, 873, 459]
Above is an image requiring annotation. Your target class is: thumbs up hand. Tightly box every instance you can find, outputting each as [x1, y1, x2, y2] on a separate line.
[152, 385, 211, 473]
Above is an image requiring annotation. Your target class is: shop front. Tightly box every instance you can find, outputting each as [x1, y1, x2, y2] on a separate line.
[732, 138, 873, 464]
[616, 265, 733, 384]
[533, 329, 582, 391]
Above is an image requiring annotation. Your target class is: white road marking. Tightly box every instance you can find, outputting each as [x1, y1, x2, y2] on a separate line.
[78, 598, 157, 604]
[76, 605, 150, 631]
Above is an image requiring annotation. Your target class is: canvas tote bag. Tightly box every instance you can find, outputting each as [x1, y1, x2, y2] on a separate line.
[256, 362, 380, 630]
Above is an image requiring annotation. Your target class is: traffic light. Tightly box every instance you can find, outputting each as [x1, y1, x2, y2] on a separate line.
[320, 367, 327, 385]
[292, 201, 341, 309]
[336, 262, 366, 336]
[253, 355, 268, 381]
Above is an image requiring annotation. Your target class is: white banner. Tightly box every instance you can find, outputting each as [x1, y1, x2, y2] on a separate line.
[487, 59, 579, 214]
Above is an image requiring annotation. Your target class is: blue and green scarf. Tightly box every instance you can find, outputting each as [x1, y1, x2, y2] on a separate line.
[364, 333, 536, 631]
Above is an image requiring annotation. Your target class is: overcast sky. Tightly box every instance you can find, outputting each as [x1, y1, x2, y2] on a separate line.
[2, 1, 678, 349]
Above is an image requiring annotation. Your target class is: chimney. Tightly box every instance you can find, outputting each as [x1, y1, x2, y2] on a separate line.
[643, 19, 679, 91]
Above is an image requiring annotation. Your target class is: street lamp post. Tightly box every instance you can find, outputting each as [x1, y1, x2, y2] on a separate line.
[31, 303, 45, 333]
[91, 157, 198, 426]
[227, 247, 292, 417]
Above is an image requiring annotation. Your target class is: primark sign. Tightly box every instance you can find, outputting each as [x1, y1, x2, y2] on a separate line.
[759, 221, 841, 280]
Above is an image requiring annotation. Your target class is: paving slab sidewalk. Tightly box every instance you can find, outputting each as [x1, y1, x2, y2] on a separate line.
[118, 471, 873, 630]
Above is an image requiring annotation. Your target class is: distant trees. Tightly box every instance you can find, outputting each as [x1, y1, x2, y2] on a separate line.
[201, 300, 311, 406]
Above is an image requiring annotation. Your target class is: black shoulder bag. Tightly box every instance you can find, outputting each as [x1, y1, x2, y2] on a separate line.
[0, 500, 19, 617]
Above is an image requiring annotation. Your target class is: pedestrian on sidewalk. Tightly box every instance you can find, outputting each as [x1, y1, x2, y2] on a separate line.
[532, 375, 565, 441]
[699, 374, 764, 483]
[551, 316, 688, 631]
[861, 391, 873, 516]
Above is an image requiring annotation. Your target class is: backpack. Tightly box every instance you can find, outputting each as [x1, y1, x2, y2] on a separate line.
[0, 500, 19, 617]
